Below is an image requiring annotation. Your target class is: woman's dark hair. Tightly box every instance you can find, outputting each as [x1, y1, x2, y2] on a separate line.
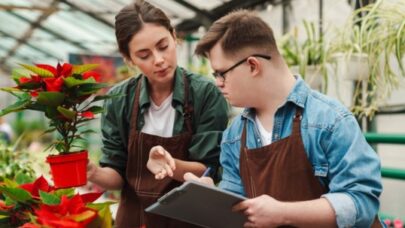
[115, 0, 174, 59]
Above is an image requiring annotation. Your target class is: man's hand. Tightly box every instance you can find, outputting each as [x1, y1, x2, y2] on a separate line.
[233, 194, 283, 228]
[147, 146, 176, 179]
[183, 172, 215, 186]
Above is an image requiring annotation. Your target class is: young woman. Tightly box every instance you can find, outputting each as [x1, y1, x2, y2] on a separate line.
[86, 1, 228, 227]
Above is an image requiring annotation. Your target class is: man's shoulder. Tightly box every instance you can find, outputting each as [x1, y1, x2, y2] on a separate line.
[108, 76, 138, 95]
[305, 90, 353, 124]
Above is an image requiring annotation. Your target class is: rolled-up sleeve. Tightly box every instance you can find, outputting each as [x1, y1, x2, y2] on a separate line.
[323, 115, 382, 228]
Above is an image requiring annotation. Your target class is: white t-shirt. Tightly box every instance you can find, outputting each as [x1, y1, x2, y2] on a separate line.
[141, 93, 175, 137]
[255, 115, 272, 146]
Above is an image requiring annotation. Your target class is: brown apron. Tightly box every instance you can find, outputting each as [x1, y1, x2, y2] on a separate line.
[115, 71, 199, 228]
[239, 107, 382, 228]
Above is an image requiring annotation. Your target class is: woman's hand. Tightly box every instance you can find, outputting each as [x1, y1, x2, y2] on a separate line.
[87, 161, 98, 181]
[147, 146, 176, 179]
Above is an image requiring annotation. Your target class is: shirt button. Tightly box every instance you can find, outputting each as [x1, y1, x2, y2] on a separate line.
[274, 134, 279, 138]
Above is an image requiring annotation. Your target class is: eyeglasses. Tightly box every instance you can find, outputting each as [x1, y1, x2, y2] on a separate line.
[212, 54, 271, 82]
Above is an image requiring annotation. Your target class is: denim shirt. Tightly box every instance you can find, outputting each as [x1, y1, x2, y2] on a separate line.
[218, 77, 382, 228]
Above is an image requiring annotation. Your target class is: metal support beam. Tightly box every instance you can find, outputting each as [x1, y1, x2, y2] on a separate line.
[7, 11, 90, 51]
[173, 0, 214, 28]
[282, 0, 292, 34]
[0, 30, 59, 59]
[0, 0, 60, 65]
[176, 0, 275, 34]
[0, 4, 58, 12]
[58, 0, 114, 28]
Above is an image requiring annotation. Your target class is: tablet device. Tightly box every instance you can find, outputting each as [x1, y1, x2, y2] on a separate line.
[145, 181, 247, 228]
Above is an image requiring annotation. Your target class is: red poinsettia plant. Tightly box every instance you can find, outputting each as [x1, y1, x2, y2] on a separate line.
[0, 174, 114, 227]
[0, 63, 113, 154]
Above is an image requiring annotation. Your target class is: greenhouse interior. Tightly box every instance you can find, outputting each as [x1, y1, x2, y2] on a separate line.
[0, 0, 404, 227]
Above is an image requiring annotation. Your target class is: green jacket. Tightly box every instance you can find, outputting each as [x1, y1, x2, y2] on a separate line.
[99, 67, 228, 179]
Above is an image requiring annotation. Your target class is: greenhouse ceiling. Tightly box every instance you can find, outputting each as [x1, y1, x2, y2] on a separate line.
[0, 0, 277, 73]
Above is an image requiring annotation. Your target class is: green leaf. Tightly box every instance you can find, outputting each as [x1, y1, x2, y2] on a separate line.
[19, 64, 54, 78]
[17, 81, 42, 90]
[53, 188, 75, 198]
[45, 107, 59, 119]
[3, 178, 18, 188]
[0, 186, 32, 203]
[11, 68, 29, 82]
[0, 87, 21, 93]
[72, 64, 99, 74]
[37, 92, 65, 107]
[77, 83, 109, 96]
[15, 172, 34, 185]
[78, 129, 96, 134]
[39, 190, 60, 205]
[64, 77, 96, 88]
[85, 106, 104, 114]
[57, 106, 76, 120]
[0, 98, 31, 116]
[68, 210, 97, 222]
[87, 202, 115, 228]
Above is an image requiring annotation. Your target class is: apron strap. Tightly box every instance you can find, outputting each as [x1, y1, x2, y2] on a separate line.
[129, 77, 142, 135]
[292, 106, 303, 137]
[182, 69, 194, 133]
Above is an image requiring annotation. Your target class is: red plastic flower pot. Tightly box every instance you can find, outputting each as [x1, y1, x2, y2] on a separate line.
[46, 150, 88, 189]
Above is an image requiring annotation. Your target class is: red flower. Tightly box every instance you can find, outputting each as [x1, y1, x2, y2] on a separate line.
[20, 176, 54, 199]
[34, 194, 97, 228]
[82, 71, 101, 82]
[30, 91, 39, 97]
[19, 75, 42, 84]
[81, 111, 94, 119]
[36, 63, 72, 78]
[20, 223, 41, 228]
[43, 77, 64, 92]
[0, 200, 13, 210]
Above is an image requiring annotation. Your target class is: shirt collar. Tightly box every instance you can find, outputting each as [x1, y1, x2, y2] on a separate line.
[241, 75, 310, 119]
[138, 66, 184, 109]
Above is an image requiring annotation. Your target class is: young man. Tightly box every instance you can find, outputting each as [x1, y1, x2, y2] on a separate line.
[185, 10, 383, 228]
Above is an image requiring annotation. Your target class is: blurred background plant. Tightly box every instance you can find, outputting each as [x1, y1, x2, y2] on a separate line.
[279, 20, 330, 92]
[0, 139, 35, 182]
[330, 0, 405, 119]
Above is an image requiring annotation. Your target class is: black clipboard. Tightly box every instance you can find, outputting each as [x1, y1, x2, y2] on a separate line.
[145, 181, 247, 228]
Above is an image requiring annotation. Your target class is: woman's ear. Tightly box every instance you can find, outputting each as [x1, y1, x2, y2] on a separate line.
[124, 57, 136, 68]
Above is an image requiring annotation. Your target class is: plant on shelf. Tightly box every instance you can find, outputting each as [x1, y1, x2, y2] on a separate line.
[0, 175, 114, 227]
[279, 20, 329, 92]
[0, 63, 117, 188]
[330, 0, 405, 119]
[0, 143, 35, 182]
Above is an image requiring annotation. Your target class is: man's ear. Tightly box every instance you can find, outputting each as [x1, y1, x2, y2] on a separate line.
[247, 57, 261, 76]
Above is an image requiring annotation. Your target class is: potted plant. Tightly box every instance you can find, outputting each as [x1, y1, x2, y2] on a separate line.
[330, 0, 405, 118]
[279, 20, 330, 92]
[0, 174, 114, 227]
[0, 63, 115, 188]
